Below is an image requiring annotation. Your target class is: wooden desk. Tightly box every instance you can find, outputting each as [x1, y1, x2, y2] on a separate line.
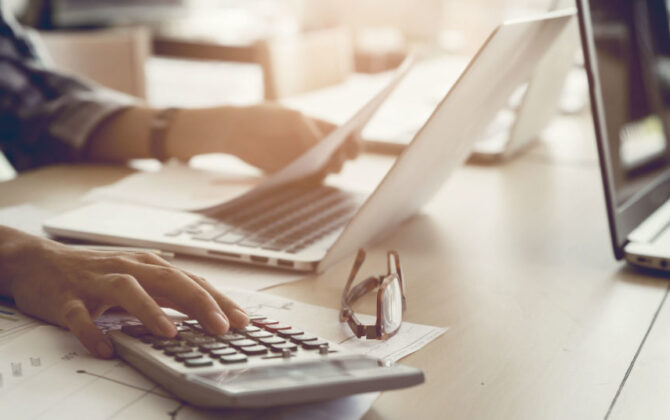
[2, 115, 669, 419]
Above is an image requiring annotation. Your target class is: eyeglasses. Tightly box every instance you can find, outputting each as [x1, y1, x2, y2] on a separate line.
[340, 249, 406, 340]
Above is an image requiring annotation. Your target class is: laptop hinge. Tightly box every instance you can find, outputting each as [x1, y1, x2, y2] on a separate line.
[628, 199, 670, 244]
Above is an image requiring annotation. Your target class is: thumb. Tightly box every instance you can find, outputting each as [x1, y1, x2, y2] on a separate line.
[61, 299, 114, 359]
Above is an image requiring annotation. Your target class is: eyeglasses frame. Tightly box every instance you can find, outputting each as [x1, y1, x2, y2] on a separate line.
[339, 249, 407, 340]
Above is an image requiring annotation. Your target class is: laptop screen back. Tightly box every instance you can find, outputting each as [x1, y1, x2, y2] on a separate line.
[577, 0, 670, 257]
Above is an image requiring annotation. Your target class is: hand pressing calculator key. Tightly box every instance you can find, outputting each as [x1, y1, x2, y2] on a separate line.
[108, 315, 424, 408]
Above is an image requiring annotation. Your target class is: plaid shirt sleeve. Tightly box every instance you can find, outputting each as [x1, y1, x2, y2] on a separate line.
[0, 5, 136, 172]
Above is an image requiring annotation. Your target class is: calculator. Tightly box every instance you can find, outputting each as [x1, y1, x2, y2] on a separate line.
[108, 315, 424, 408]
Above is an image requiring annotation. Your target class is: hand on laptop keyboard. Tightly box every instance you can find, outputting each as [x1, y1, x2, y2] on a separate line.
[0, 226, 249, 360]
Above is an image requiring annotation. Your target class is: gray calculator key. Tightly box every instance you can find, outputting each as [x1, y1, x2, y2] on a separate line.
[302, 340, 329, 350]
[152, 339, 180, 349]
[218, 333, 246, 343]
[221, 354, 248, 364]
[247, 331, 273, 339]
[210, 348, 237, 357]
[183, 336, 216, 346]
[277, 328, 304, 337]
[230, 339, 258, 348]
[199, 342, 228, 352]
[175, 351, 204, 361]
[164, 345, 193, 355]
[184, 358, 214, 368]
[241, 345, 268, 356]
[259, 336, 285, 345]
[271, 342, 298, 352]
[291, 334, 318, 343]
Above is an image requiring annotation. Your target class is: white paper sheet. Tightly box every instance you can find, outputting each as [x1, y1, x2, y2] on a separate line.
[0, 287, 445, 419]
[0, 303, 39, 347]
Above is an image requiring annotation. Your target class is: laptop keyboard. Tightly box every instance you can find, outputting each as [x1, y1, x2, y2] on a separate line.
[166, 184, 362, 253]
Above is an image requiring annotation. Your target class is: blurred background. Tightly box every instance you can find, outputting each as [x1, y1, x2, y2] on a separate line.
[0, 0, 583, 179]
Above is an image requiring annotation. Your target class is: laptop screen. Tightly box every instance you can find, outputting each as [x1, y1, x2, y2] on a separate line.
[578, 0, 670, 257]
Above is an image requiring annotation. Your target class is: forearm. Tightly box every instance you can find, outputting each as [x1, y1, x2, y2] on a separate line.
[84, 106, 235, 162]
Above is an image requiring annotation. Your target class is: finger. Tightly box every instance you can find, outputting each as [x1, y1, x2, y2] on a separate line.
[102, 274, 177, 338]
[126, 254, 247, 327]
[183, 273, 250, 328]
[61, 299, 114, 359]
[125, 264, 231, 335]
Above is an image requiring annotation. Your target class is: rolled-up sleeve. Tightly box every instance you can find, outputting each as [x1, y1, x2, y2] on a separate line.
[0, 7, 135, 171]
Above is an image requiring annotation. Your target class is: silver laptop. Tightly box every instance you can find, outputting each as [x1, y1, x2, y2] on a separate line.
[469, 0, 579, 161]
[44, 12, 575, 272]
[577, 0, 670, 270]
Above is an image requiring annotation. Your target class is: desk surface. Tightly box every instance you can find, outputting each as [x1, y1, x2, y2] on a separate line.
[2, 115, 670, 419]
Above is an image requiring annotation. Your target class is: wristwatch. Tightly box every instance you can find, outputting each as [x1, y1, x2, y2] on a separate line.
[150, 108, 180, 162]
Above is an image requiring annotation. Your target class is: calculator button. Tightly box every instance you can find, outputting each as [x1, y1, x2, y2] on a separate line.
[164, 345, 193, 355]
[236, 325, 261, 333]
[252, 318, 279, 327]
[199, 342, 228, 352]
[218, 333, 247, 343]
[175, 325, 190, 332]
[265, 324, 291, 332]
[152, 339, 181, 349]
[210, 348, 238, 357]
[175, 351, 204, 361]
[140, 336, 154, 344]
[270, 342, 298, 352]
[248, 315, 266, 321]
[291, 334, 318, 343]
[302, 340, 329, 350]
[247, 331, 273, 339]
[184, 358, 214, 368]
[259, 336, 285, 345]
[183, 336, 216, 346]
[221, 354, 248, 364]
[121, 325, 151, 338]
[230, 339, 258, 348]
[277, 328, 304, 337]
[183, 320, 200, 327]
[241, 345, 269, 356]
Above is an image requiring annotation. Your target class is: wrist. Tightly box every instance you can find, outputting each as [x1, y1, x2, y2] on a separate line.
[165, 106, 236, 160]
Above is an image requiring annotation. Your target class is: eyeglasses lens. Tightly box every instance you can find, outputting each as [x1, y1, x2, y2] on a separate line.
[381, 275, 403, 334]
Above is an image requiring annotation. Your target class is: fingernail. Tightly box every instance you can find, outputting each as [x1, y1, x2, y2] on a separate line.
[158, 317, 177, 337]
[209, 312, 229, 334]
[96, 341, 114, 359]
[230, 309, 250, 327]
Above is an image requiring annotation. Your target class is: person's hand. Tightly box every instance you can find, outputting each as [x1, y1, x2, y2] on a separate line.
[221, 104, 362, 173]
[0, 227, 249, 359]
